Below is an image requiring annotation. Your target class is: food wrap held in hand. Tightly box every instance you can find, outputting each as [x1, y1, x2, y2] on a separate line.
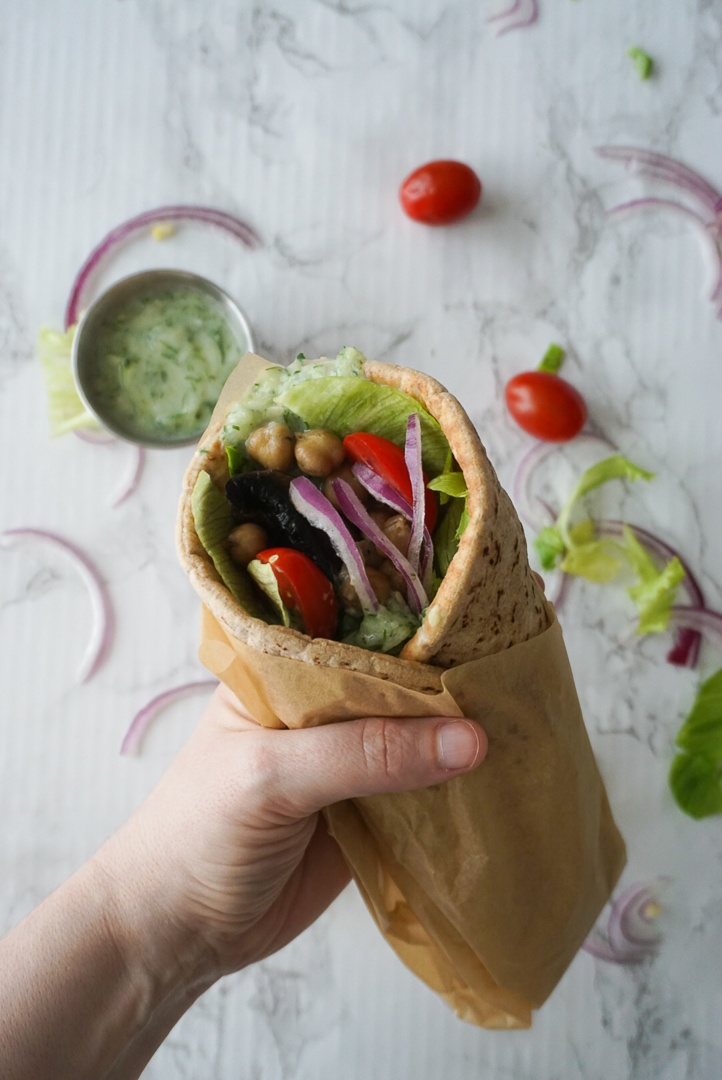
[177, 351, 626, 1028]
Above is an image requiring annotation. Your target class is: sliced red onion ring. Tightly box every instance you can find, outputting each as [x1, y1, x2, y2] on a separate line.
[121, 679, 218, 756]
[111, 445, 145, 508]
[404, 413, 425, 576]
[333, 479, 428, 616]
[74, 427, 117, 446]
[607, 198, 722, 312]
[350, 463, 434, 586]
[668, 605, 722, 641]
[289, 476, 378, 614]
[582, 878, 667, 964]
[488, 0, 538, 36]
[0, 528, 113, 683]
[65, 205, 261, 330]
[511, 433, 616, 533]
[595, 146, 722, 215]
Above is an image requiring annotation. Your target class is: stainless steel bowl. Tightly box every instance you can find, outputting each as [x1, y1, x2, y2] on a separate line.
[72, 268, 255, 448]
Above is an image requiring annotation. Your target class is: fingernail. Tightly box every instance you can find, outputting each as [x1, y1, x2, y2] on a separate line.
[437, 720, 480, 770]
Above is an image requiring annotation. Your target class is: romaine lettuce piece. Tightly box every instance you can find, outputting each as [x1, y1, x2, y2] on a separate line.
[38, 326, 100, 436]
[190, 471, 271, 620]
[279, 377, 450, 475]
[623, 525, 685, 634]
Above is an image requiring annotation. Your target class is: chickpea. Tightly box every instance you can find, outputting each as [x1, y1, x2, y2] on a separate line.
[227, 523, 268, 565]
[294, 429, 345, 477]
[338, 565, 392, 612]
[367, 566, 392, 606]
[379, 558, 406, 594]
[381, 514, 411, 557]
[369, 508, 391, 530]
[323, 464, 371, 509]
[246, 422, 295, 471]
[356, 538, 383, 569]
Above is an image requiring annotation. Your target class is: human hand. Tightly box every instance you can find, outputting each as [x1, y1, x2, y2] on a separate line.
[95, 684, 487, 991]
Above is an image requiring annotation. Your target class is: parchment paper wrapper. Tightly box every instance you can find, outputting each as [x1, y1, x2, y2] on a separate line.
[179, 353, 626, 1028]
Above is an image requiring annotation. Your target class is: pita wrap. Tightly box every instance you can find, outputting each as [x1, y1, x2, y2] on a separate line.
[176, 352, 626, 1027]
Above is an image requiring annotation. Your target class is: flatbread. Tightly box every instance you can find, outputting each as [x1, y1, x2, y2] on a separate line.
[176, 358, 547, 688]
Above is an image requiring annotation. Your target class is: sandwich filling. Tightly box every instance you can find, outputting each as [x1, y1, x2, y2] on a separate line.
[191, 348, 469, 654]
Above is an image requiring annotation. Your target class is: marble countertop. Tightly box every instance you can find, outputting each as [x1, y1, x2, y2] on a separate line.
[1, 2, 721, 1077]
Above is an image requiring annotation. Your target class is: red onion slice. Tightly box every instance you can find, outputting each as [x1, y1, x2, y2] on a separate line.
[607, 198, 722, 312]
[74, 427, 117, 446]
[121, 679, 218, 756]
[289, 476, 378, 614]
[668, 605, 722, 640]
[333, 479, 428, 616]
[582, 878, 667, 964]
[0, 528, 113, 683]
[511, 434, 616, 533]
[488, 0, 538, 35]
[404, 413, 425, 577]
[350, 463, 434, 586]
[65, 205, 260, 329]
[595, 146, 722, 215]
[111, 445, 145, 508]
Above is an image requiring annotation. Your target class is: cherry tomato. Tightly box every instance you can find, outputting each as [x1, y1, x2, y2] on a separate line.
[399, 160, 482, 225]
[257, 548, 338, 640]
[342, 432, 438, 531]
[504, 371, 587, 442]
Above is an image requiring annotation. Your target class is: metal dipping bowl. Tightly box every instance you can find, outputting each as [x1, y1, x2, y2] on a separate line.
[72, 268, 255, 448]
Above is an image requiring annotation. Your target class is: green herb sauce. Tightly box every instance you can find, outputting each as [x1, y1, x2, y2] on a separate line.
[86, 286, 242, 441]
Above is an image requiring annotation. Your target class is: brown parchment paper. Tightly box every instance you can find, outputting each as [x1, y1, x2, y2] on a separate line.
[198, 604, 625, 1028]
[181, 352, 626, 1028]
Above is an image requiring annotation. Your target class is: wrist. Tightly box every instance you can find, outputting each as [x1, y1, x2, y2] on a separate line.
[88, 824, 218, 1013]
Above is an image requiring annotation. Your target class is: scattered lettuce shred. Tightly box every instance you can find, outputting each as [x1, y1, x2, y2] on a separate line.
[38, 325, 100, 436]
[534, 455, 684, 633]
[670, 668, 722, 819]
[627, 45, 654, 80]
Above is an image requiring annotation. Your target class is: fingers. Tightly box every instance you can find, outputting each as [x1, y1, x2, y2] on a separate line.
[238, 715, 487, 820]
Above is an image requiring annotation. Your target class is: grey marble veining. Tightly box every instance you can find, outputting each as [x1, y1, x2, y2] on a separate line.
[1, 1, 721, 1077]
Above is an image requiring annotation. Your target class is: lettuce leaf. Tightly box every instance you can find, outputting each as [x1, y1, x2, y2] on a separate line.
[279, 376, 449, 475]
[669, 752, 722, 819]
[623, 526, 685, 634]
[190, 471, 271, 620]
[38, 326, 100, 436]
[427, 472, 468, 499]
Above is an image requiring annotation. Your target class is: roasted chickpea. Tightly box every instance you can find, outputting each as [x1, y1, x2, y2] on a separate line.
[356, 538, 383, 569]
[323, 464, 371, 509]
[227, 523, 268, 565]
[382, 514, 411, 557]
[368, 508, 391, 531]
[338, 565, 392, 612]
[294, 429, 345, 477]
[379, 558, 406, 594]
[246, 422, 295, 471]
[366, 566, 392, 606]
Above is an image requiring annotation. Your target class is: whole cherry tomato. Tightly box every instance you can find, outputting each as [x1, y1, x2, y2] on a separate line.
[257, 548, 338, 639]
[343, 431, 438, 531]
[504, 371, 587, 442]
[399, 160, 482, 225]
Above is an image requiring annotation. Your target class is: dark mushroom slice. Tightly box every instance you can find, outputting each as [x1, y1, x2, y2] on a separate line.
[225, 470, 341, 580]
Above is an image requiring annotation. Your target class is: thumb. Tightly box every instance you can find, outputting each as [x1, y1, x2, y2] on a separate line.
[249, 715, 487, 819]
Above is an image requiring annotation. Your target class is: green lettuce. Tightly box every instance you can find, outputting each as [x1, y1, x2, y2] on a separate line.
[623, 525, 685, 634]
[670, 669, 722, 820]
[38, 326, 100, 436]
[279, 376, 449, 475]
[190, 471, 271, 620]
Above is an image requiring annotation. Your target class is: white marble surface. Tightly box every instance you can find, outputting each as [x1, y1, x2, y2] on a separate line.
[1, 1, 722, 1077]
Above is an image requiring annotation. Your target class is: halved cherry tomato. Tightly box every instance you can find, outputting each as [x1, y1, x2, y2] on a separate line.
[257, 548, 338, 640]
[399, 160, 482, 225]
[504, 371, 587, 442]
[342, 432, 438, 531]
